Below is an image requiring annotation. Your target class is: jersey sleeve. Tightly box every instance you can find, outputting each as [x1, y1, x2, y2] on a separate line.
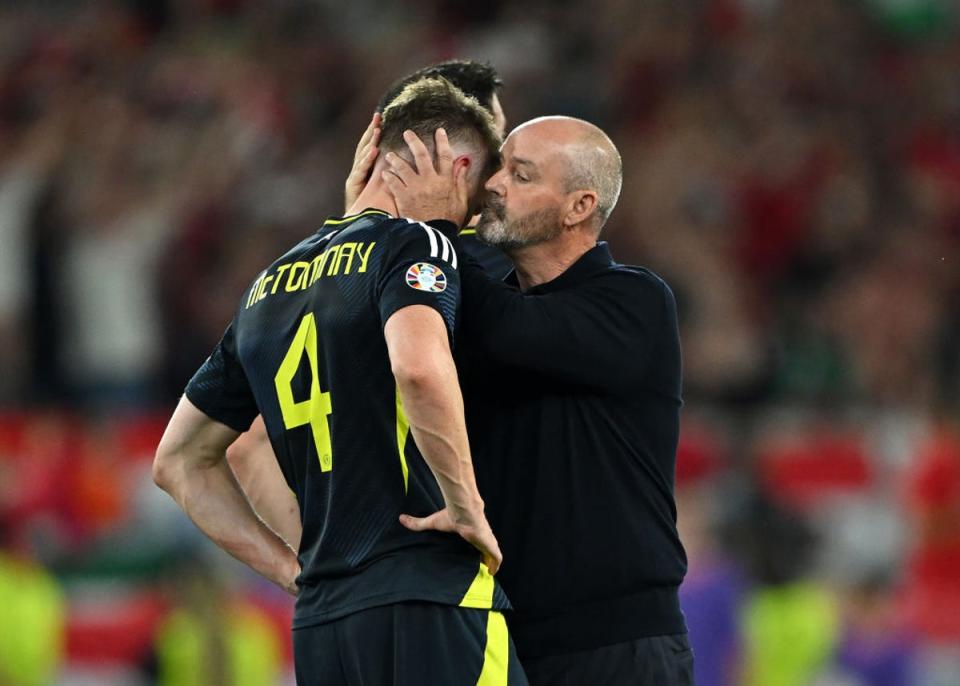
[377, 219, 461, 339]
[184, 322, 259, 432]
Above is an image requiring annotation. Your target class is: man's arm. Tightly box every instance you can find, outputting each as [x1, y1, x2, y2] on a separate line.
[227, 416, 302, 550]
[344, 112, 381, 210]
[384, 304, 502, 574]
[460, 262, 668, 393]
[153, 396, 300, 595]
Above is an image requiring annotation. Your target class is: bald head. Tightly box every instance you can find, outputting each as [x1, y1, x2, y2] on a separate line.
[479, 115, 622, 256]
[510, 116, 623, 229]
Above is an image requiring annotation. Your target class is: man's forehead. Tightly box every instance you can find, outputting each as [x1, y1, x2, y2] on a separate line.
[501, 124, 560, 165]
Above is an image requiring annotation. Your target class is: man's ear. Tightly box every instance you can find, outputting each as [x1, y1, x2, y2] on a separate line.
[453, 155, 472, 178]
[563, 190, 599, 227]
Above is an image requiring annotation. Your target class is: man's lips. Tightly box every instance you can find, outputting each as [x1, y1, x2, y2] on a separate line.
[483, 197, 506, 220]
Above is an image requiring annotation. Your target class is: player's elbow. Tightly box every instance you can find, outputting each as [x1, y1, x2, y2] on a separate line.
[390, 355, 442, 392]
[152, 440, 181, 493]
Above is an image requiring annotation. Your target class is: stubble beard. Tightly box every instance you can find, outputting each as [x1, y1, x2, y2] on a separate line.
[477, 200, 564, 252]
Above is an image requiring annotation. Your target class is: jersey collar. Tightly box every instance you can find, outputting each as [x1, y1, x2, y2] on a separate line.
[321, 208, 392, 227]
[504, 242, 615, 294]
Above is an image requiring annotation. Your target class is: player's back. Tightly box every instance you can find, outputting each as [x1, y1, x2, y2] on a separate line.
[188, 209, 508, 629]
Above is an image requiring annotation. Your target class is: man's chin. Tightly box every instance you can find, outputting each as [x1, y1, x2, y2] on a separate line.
[475, 218, 503, 246]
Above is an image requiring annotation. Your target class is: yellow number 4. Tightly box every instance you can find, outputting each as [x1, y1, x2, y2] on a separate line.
[274, 313, 333, 471]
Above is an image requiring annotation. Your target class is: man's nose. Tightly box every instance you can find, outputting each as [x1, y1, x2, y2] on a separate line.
[485, 169, 505, 195]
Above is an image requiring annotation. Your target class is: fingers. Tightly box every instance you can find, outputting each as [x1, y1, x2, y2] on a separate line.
[483, 547, 502, 576]
[346, 141, 379, 185]
[383, 151, 416, 184]
[355, 111, 381, 157]
[401, 510, 503, 575]
[434, 128, 453, 175]
[403, 129, 435, 174]
[399, 511, 454, 532]
[381, 170, 406, 204]
[470, 528, 502, 575]
[398, 513, 422, 530]
[359, 139, 380, 175]
[345, 113, 382, 209]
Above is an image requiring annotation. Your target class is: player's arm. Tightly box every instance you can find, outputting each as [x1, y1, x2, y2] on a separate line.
[154, 396, 300, 595]
[384, 305, 501, 574]
[227, 416, 302, 550]
[375, 213, 500, 572]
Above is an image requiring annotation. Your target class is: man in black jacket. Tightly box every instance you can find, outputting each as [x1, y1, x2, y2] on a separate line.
[384, 115, 693, 685]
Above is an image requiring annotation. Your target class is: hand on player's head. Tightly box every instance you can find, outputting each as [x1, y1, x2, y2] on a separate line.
[381, 128, 471, 226]
[344, 112, 382, 211]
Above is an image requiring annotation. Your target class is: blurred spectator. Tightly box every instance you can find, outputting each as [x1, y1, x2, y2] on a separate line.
[902, 423, 960, 686]
[152, 558, 282, 686]
[677, 428, 746, 686]
[0, 517, 65, 686]
[903, 424, 960, 641]
[829, 575, 919, 686]
[732, 492, 841, 686]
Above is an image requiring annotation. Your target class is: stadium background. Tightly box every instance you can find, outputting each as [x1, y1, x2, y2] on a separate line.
[1, 0, 959, 684]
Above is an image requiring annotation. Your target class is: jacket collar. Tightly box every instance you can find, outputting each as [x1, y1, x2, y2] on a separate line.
[504, 242, 615, 293]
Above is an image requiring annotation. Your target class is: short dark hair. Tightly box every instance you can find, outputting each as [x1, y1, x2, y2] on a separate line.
[377, 60, 503, 114]
[380, 77, 501, 177]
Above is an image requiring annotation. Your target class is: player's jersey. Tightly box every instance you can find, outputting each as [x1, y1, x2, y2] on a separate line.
[458, 227, 513, 280]
[185, 209, 510, 628]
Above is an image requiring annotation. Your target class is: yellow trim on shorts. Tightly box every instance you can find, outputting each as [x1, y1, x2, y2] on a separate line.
[459, 563, 495, 609]
[477, 611, 509, 685]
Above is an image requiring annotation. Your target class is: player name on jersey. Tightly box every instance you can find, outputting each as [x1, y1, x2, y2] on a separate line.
[246, 239, 377, 309]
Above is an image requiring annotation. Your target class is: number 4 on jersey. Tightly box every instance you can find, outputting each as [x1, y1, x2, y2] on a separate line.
[274, 313, 333, 471]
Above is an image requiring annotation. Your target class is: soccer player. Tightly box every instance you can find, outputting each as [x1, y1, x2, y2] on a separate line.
[384, 117, 693, 685]
[153, 78, 528, 685]
[227, 58, 513, 553]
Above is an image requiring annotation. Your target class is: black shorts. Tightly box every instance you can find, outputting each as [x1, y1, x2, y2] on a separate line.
[520, 633, 694, 686]
[293, 601, 529, 685]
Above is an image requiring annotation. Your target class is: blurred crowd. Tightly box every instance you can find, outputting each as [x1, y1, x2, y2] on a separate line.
[1, 0, 959, 684]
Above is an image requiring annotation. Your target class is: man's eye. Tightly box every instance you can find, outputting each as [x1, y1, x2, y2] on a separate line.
[514, 172, 529, 182]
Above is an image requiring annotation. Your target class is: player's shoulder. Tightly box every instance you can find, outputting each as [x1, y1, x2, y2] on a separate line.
[326, 212, 456, 250]
[380, 218, 461, 268]
[387, 217, 458, 243]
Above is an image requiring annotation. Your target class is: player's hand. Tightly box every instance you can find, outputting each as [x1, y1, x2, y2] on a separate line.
[400, 506, 503, 575]
[381, 128, 470, 226]
[281, 575, 300, 597]
[344, 112, 381, 211]
[273, 548, 302, 596]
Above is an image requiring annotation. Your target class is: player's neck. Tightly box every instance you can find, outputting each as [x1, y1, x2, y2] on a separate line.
[346, 176, 399, 219]
[509, 230, 596, 292]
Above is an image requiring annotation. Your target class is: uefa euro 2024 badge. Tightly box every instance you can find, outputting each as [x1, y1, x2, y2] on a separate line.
[406, 263, 447, 293]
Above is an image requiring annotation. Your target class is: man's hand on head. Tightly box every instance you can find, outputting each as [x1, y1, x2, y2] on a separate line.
[344, 112, 381, 211]
[381, 128, 469, 227]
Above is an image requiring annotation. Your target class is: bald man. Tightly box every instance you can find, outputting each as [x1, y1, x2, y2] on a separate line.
[384, 117, 693, 685]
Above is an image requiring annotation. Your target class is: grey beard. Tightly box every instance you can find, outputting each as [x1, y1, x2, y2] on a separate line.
[477, 206, 563, 251]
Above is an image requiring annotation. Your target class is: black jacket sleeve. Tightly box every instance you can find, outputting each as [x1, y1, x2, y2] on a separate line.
[460, 261, 673, 394]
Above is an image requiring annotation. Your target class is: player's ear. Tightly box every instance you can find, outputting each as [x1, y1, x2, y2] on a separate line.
[452, 155, 471, 178]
